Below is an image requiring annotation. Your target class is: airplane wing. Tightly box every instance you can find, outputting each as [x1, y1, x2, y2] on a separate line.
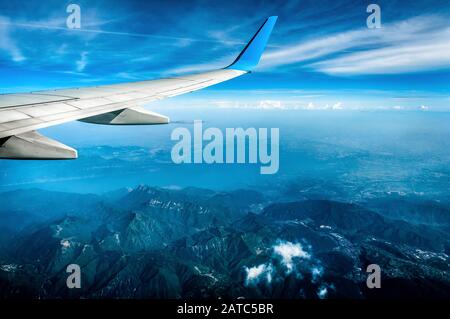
[0, 16, 277, 159]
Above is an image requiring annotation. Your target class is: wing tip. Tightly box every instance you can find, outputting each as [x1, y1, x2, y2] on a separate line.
[226, 16, 278, 72]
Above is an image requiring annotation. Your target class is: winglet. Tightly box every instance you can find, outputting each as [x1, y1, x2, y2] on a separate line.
[227, 16, 277, 72]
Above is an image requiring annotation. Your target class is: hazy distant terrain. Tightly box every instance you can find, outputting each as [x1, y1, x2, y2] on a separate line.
[2, 111, 450, 196]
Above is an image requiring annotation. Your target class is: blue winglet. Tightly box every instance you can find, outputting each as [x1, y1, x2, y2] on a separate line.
[227, 16, 278, 72]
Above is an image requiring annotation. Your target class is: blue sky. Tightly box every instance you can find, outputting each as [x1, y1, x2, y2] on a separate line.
[0, 0, 450, 110]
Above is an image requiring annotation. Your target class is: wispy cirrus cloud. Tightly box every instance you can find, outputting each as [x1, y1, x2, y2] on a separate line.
[76, 51, 89, 72]
[312, 31, 450, 75]
[0, 16, 25, 62]
[0, 20, 248, 45]
[261, 15, 450, 75]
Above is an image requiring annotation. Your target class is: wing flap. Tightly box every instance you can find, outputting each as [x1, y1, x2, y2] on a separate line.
[0, 130, 77, 159]
[0, 93, 76, 108]
[80, 107, 169, 125]
[20, 103, 79, 117]
[0, 110, 31, 123]
[65, 97, 112, 109]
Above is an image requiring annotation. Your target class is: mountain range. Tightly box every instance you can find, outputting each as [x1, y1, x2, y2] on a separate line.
[0, 185, 448, 299]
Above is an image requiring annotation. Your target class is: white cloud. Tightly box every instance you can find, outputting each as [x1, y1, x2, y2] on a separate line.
[313, 37, 450, 75]
[76, 51, 89, 72]
[306, 102, 316, 110]
[116, 72, 141, 80]
[317, 286, 328, 299]
[258, 100, 285, 110]
[273, 241, 310, 272]
[213, 99, 285, 110]
[317, 283, 335, 299]
[260, 15, 450, 75]
[303, 102, 343, 110]
[311, 266, 323, 283]
[244, 263, 273, 285]
[207, 29, 246, 47]
[161, 56, 233, 76]
[0, 16, 25, 62]
[244, 240, 330, 291]
[60, 239, 71, 249]
[332, 102, 343, 110]
[212, 99, 347, 111]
